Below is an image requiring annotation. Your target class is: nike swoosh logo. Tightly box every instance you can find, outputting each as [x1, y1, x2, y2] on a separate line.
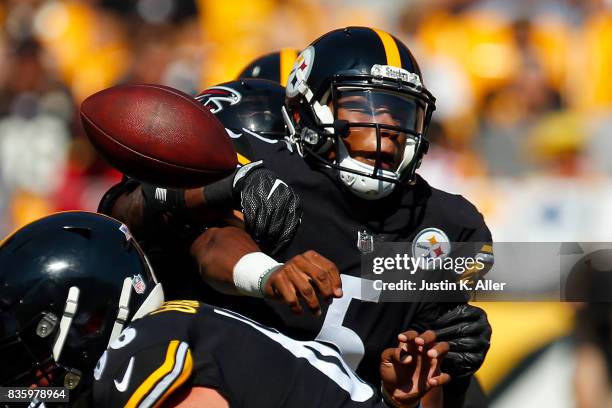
[267, 179, 288, 200]
[114, 356, 135, 392]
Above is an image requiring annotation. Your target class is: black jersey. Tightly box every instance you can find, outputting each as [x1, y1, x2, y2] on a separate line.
[227, 132, 493, 385]
[93, 301, 391, 408]
[97, 132, 493, 388]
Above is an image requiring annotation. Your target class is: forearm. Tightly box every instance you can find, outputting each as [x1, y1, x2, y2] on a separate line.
[190, 225, 261, 295]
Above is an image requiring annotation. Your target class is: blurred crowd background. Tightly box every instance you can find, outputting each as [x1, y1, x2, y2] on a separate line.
[0, 0, 611, 406]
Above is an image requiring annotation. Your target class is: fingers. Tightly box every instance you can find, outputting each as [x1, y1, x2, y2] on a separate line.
[442, 351, 486, 377]
[265, 254, 333, 315]
[432, 304, 486, 331]
[435, 320, 491, 341]
[302, 251, 343, 298]
[414, 330, 437, 348]
[291, 254, 333, 300]
[265, 273, 302, 315]
[380, 347, 396, 366]
[397, 330, 419, 343]
[285, 265, 322, 315]
[396, 329, 451, 386]
[429, 372, 451, 387]
[427, 341, 449, 359]
[446, 336, 491, 352]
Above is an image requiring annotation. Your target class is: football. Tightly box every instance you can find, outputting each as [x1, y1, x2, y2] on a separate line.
[81, 84, 237, 188]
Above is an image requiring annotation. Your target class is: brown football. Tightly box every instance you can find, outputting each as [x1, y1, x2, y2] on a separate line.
[81, 84, 237, 188]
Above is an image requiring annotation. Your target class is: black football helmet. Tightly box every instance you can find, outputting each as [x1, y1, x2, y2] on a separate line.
[0, 212, 164, 403]
[195, 79, 288, 158]
[284, 27, 436, 200]
[237, 48, 300, 86]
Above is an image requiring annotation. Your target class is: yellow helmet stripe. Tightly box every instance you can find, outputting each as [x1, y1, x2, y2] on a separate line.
[372, 28, 401, 68]
[279, 48, 297, 86]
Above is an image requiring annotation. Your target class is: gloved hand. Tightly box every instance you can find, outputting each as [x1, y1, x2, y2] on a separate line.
[430, 303, 491, 378]
[205, 161, 302, 253]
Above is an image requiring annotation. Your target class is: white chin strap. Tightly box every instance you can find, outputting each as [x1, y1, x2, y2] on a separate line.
[52, 286, 80, 361]
[336, 140, 416, 200]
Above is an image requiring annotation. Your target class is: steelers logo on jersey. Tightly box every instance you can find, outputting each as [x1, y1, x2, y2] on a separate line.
[412, 228, 451, 264]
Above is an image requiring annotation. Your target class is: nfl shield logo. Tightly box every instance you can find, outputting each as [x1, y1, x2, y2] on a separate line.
[357, 229, 375, 254]
[132, 274, 146, 294]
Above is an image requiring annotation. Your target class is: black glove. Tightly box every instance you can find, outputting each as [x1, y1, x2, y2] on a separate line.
[205, 161, 302, 253]
[431, 303, 491, 378]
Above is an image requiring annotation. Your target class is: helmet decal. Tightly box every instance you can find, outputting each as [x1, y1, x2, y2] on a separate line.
[370, 64, 422, 88]
[132, 274, 146, 294]
[195, 86, 242, 114]
[286, 46, 315, 98]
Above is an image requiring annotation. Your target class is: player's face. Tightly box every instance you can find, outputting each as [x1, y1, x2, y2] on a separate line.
[333, 90, 422, 171]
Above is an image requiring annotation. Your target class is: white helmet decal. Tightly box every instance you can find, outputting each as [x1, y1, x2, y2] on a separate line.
[195, 86, 242, 114]
[286, 46, 315, 98]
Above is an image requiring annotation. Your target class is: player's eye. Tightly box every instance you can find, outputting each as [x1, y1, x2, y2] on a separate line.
[338, 101, 368, 113]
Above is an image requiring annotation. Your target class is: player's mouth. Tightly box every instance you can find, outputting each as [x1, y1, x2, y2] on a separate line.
[358, 152, 397, 171]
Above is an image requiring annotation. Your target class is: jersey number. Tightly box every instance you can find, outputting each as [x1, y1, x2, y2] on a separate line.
[214, 307, 374, 402]
[315, 275, 380, 370]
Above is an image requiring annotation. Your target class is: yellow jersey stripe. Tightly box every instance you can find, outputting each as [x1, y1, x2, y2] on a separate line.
[237, 152, 251, 165]
[481, 244, 493, 253]
[372, 28, 401, 68]
[125, 341, 180, 408]
[151, 349, 193, 408]
[280, 48, 297, 86]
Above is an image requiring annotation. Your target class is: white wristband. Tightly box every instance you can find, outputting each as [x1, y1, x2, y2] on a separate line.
[233, 252, 283, 298]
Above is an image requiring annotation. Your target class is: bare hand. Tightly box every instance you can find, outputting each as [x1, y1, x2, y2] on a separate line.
[380, 330, 451, 407]
[262, 250, 342, 315]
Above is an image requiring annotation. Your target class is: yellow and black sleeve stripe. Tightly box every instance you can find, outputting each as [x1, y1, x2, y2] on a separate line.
[124, 340, 193, 408]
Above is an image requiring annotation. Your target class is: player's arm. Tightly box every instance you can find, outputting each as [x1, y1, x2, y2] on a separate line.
[161, 330, 449, 408]
[98, 177, 229, 240]
[98, 160, 302, 253]
[191, 226, 342, 315]
[431, 218, 494, 379]
[426, 202, 494, 408]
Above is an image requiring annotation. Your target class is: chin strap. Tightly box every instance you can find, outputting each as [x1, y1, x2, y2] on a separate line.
[107, 277, 133, 347]
[53, 286, 80, 361]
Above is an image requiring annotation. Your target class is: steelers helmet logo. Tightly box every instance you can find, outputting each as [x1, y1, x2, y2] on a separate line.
[286, 46, 315, 98]
[412, 228, 451, 261]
